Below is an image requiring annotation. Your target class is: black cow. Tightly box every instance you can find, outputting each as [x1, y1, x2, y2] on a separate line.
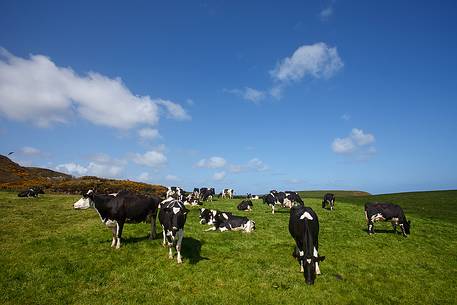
[200, 187, 215, 201]
[289, 205, 325, 285]
[84, 190, 160, 248]
[159, 199, 189, 263]
[322, 193, 335, 210]
[364, 202, 411, 237]
[237, 199, 253, 211]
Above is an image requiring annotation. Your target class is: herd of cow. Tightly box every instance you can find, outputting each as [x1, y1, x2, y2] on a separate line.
[18, 186, 411, 285]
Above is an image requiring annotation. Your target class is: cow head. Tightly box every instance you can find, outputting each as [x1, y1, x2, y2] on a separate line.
[244, 220, 256, 233]
[73, 197, 91, 209]
[199, 208, 211, 224]
[403, 220, 411, 235]
[302, 256, 326, 285]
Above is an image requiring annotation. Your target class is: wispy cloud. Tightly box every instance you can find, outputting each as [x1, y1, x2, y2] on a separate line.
[332, 128, 376, 158]
[224, 87, 266, 103]
[20, 146, 41, 156]
[133, 149, 167, 168]
[213, 171, 226, 181]
[0, 48, 190, 128]
[196, 156, 227, 169]
[56, 154, 126, 178]
[341, 113, 351, 121]
[138, 128, 160, 141]
[319, 6, 333, 21]
[228, 158, 269, 173]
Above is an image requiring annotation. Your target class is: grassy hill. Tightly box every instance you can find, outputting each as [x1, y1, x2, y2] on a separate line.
[297, 190, 371, 198]
[1, 190, 456, 304]
[0, 154, 166, 197]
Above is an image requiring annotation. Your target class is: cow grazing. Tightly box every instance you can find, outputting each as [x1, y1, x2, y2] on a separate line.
[84, 190, 160, 248]
[237, 199, 253, 211]
[322, 193, 335, 210]
[222, 188, 234, 199]
[199, 187, 215, 201]
[159, 199, 189, 263]
[364, 202, 411, 237]
[285, 191, 304, 205]
[262, 191, 297, 214]
[289, 205, 325, 285]
[263, 193, 279, 214]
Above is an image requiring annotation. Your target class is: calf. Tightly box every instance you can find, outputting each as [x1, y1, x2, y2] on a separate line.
[159, 199, 189, 263]
[364, 202, 411, 237]
[237, 199, 253, 211]
[322, 193, 335, 210]
[84, 190, 160, 248]
[289, 205, 325, 285]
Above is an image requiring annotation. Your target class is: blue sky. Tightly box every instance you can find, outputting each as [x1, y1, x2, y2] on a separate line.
[1, 1, 456, 194]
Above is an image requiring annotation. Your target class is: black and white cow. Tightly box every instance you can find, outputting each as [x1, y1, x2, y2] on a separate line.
[199, 187, 215, 201]
[208, 215, 256, 233]
[289, 205, 325, 285]
[263, 193, 279, 214]
[237, 199, 253, 211]
[183, 193, 201, 206]
[84, 190, 160, 248]
[263, 191, 295, 213]
[322, 193, 335, 210]
[285, 191, 304, 205]
[192, 187, 200, 198]
[364, 202, 411, 237]
[166, 186, 184, 201]
[199, 208, 232, 225]
[17, 188, 44, 197]
[159, 199, 189, 263]
[222, 188, 234, 199]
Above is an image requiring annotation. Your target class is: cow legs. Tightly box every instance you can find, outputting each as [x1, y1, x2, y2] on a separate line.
[330, 200, 334, 211]
[322, 201, 326, 209]
[367, 221, 374, 234]
[149, 215, 157, 240]
[115, 222, 124, 249]
[161, 225, 167, 247]
[314, 247, 321, 275]
[399, 224, 407, 237]
[176, 229, 184, 264]
[271, 204, 275, 214]
[110, 226, 117, 247]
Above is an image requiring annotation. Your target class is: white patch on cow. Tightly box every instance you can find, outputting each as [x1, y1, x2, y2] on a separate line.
[219, 226, 228, 232]
[299, 250, 304, 257]
[371, 213, 385, 222]
[168, 247, 173, 259]
[283, 198, 292, 208]
[176, 229, 184, 264]
[115, 223, 121, 249]
[73, 197, 91, 209]
[391, 217, 399, 224]
[306, 259, 312, 264]
[300, 261, 304, 273]
[313, 247, 321, 275]
[172, 207, 180, 214]
[162, 225, 167, 246]
[313, 247, 318, 257]
[105, 219, 117, 228]
[205, 226, 217, 231]
[300, 212, 314, 220]
[244, 220, 255, 233]
[315, 262, 321, 275]
[222, 213, 229, 220]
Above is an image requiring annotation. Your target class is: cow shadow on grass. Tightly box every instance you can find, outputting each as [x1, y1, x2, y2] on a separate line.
[181, 237, 209, 265]
[361, 228, 402, 235]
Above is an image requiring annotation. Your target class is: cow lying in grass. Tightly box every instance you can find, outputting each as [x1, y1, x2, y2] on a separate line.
[237, 199, 253, 211]
[364, 202, 411, 237]
[199, 208, 255, 233]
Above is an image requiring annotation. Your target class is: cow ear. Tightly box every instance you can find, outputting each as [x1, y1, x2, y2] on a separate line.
[184, 208, 190, 214]
[317, 256, 326, 262]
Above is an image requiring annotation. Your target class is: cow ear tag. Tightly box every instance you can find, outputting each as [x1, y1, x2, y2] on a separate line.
[300, 212, 313, 220]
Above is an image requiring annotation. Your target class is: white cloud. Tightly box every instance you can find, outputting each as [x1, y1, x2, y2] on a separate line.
[156, 99, 191, 121]
[247, 158, 269, 171]
[0, 48, 190, 128]
[224, 87, 266, 103]
[56, 154, 126, 178]
[165, 174, 179, 182]
[320, 6, 333, 20]
[213, 171, 226, 181]
[21, 146, 41, 156]
[332, 128, 376, 157]
[133, 150, 167, 168]
[56, 163, 88, 176]
[138, 172, 150, 181]
[270, 42, 343, 82]
[138, 128, 160, 141]
[196, 156, 227, 168]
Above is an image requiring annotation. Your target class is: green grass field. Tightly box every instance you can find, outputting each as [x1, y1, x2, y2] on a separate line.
[1, 190, 456, 305]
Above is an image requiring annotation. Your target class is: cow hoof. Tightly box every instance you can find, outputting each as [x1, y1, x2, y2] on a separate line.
[168, 254, 173, 259]
[177, 259, 183, 264]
